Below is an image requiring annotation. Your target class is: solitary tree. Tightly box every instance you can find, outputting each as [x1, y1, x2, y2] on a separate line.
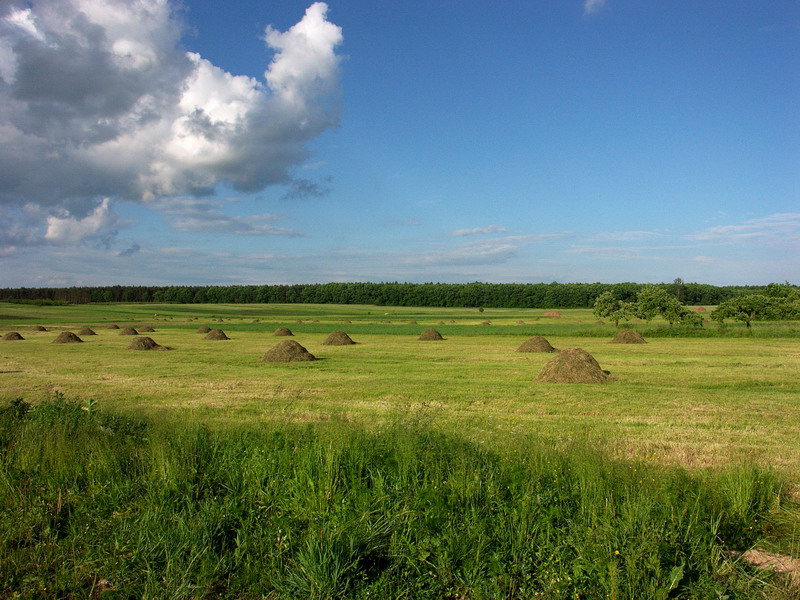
[593, 291, 634, 327]
[711, 295, 772, 328]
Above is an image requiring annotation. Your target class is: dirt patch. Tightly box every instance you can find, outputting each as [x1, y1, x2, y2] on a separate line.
[119, 327, 139, 335]
[536, 348, 609, 384]
[733, 549, 800, 587]
[273, 327, 294, 336]
[610, 329, 647, 344]
[516, 336, 556, 353]
[52, 331, 83, 344]
[262, 340, 316, 362]
[323, 331, 357, 346]
[2, 332, 25, 340]
[196, 326, 211, 333]
[78, 328, 97, 336]
[204, 329, 230, 340]
[418, 328, 444, 341]
[127, 336, 168, 351]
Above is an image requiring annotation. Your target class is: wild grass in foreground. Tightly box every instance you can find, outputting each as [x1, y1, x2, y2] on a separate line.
[0, 395, 796, 599]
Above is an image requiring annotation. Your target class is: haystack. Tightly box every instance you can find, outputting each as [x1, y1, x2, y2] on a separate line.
[610, 329, 646, 344]
[197, 326, 211, 333]
[535, 348, 609, 384]
[32, 325, 47, 331]
[273, 327, 294, 336]
[323, 331, 356, 346]
[78, 328, 97, 335]
[516, 336, 556, 353]
[261, 340, 316, 362]
[481, 320, 491, 325]
[106, 324, 120, 329]
[52, 331, 83, 344]
[204, 329, 230, 340]
[119, 327, 139, 335]
[694, 306, 707, 313]
[127, 336, 165, 351]
[139, 326, 155, 332]
[2, 332, 24, 340]
[544, 312, 561, 318]
[418, 328, 444, 341]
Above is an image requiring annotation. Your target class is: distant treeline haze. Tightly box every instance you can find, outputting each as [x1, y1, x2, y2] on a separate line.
[1, 281, 790, 308]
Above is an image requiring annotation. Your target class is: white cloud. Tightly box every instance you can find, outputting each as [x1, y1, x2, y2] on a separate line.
[451, 225, 506, 237]
[687, 213, 800, 244]
[44, 198, 118, 245]
[589, 230, 662, 242]
[0, 1, 342, 249]
[583, 0, 607, 15]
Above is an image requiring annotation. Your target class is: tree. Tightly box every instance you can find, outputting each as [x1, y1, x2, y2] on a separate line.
[711, 295, 772, 328]
[593, 291, 634, 327]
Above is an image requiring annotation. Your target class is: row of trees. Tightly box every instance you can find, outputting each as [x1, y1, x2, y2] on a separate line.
[0, 281, 779, 308]
[594, 282, 800, 327]
[593, 286, 705, 327]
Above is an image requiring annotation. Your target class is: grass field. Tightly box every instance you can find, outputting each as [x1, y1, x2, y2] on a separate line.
[1, 302, 799, 598]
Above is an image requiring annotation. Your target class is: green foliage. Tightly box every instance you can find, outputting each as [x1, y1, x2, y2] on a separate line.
[592, 291, 634, 327]
[0, 396, 791, 599]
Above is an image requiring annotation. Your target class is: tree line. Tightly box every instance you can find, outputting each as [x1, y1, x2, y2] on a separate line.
[0, 281, 789, 308]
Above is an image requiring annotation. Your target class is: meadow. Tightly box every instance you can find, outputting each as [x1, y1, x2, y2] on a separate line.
[1, 302, 799, 598]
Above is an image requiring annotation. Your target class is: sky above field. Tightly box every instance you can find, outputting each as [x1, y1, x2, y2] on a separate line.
[0, 0, 798, 287]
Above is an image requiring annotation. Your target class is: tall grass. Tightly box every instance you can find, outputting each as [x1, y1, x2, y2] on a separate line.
[0, 396, 794, 599]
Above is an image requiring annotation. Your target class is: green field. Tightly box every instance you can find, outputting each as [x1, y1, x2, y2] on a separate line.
[1, 302, 799, 598]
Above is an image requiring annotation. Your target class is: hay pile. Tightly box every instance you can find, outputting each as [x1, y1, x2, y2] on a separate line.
[52, 331, 83, 344]
[516, 336, 556, 353]
[197, 326, 211, 333]
[127, 336, 166, 351]
[273, 327, 294, 336]
[120, 327, 139, 335]
[418, 328, 444, 341]
[481, 320, 491, 325]
[32, 325, 47, 331]
[323, 331, 356, 346]
[694, 306, 707, 313]
[106, 324, 120, 329]
[544, 312, 561, 318]
[261, 340, 316, 362]
[78, 328, 97, 335]
[140, 326, 155, 332]
[536, 348, 609, 384]
[610, 329, 646, 344]
[2, 332, 24, 340]
[204, 329, 230, 340]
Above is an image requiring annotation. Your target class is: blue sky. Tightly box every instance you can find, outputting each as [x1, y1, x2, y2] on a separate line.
[0, 0, 798, 287]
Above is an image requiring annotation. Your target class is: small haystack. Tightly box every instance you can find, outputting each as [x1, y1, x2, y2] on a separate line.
[516, 320, 526, 325]
[197, 326, 211, 333]
[408, 320, 418, 325]
[52, 331, 83, 344]
[78, 328, 97, 336]
[536, 348, 609, 384]
[204, 329, 230, 340]
[438, 321, 446, 325]
[516, 336, 556, 353]
[323, 331, 357, 346]
[694, 306, 707, 313]
[610, 329, 647, 344]
[106, 324, 120, 329]
[2, 332, 24, 340]
[32, 325, 47, 331]
[481, 320, 491, 325]
[261, 340, 316, 362]
[139, 326, 155, 332]
[273, 327, 294, 336]
[418, 328, 444, 341]
[119, 327, 139, 335]
[127, 336, 165, 351]
[544, 312, 561, 318]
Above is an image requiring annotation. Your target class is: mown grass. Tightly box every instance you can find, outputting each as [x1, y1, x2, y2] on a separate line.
[0, 395, 795, 599]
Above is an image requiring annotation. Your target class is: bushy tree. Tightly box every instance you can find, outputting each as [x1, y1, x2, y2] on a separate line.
[593, 291, 634, 327]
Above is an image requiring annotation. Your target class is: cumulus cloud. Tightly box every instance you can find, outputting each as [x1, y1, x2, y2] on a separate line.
[451, 225, 506, 237]
[0, 0, 342, 248]
[44, 197, 118, 245]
